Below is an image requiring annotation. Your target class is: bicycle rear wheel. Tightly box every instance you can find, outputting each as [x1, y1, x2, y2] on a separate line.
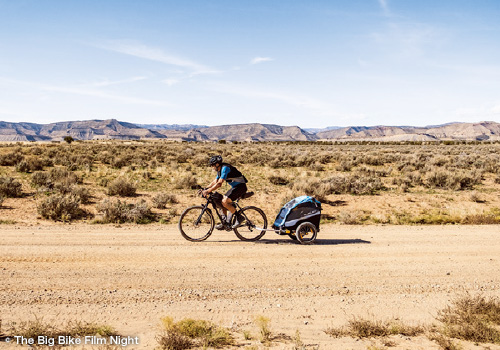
[178, 206, 214, 241]
[233, 206, 267, 241]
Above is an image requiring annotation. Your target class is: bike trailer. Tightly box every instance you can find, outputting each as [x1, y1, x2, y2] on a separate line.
[272, 195, 322, 232]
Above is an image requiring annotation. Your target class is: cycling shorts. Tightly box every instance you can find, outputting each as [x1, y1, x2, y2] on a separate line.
[224, 183, 247, 201]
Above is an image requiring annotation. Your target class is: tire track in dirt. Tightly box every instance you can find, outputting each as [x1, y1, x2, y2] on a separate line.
[1, 224, 500, 349]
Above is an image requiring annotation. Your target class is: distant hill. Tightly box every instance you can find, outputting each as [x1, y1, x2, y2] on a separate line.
[198, 123, 317, 142]
[315, 122, 500, 141]
[138, 123, 208, 131]
[0, 119, 499, 142]
[304, 126, 343, 133]
[0, 119, 164, 141]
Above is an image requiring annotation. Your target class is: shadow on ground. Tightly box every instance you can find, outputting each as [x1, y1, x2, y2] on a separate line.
[256, 238, 371, 245]
[322, 199, 347, 207]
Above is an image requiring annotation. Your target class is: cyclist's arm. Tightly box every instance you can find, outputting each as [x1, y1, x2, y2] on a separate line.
[207, 178, 224, 193]
[202, 178, 224, 196]
[205, 178, 218, 189]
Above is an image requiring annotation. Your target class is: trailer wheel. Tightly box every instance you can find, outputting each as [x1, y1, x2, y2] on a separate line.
[296, 222, 317, 244]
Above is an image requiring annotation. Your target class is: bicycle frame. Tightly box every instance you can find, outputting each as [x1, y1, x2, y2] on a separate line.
[195, 193, 243, 227]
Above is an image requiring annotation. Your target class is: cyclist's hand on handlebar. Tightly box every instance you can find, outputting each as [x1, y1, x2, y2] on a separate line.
[199, 188, 209, 198]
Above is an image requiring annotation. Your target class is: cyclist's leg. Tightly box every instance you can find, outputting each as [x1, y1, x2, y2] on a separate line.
[223, 184, 247, 228]
[222, 184, 247, 212]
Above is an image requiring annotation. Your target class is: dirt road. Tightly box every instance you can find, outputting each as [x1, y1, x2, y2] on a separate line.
[1, 224, 500, 349]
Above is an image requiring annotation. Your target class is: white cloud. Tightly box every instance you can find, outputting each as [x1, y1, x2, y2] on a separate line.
[163, 78, 180, 87]
[250, 57, 274, 65]
[378, 0, 390, 15]
[43, 85, 168, 106]
[101, 41, 218, 75]
[0, 77, 168, 106]
[91, 76, 147, 87]
[207, 82, 334, 114]
[370, 22, 437, 59]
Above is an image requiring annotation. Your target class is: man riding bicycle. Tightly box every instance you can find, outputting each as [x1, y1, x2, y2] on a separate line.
[201, 155, 248, 230]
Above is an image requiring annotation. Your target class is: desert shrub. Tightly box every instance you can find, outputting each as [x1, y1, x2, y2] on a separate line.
[392, 176, 412, 190]
[68, 186, 91, 204]
[174, 175, 198, 190]
[111, 156, 132, 169]
[107, 178, 137, 197]
[424, 169, 449, 188]
[349, 175, 385, 195]
[192, 154, 208, 167]
[97, 177, 110, 187]
[96, 199, 155, 224]
[325, 317, 425, 338]
[31, 168, 81, 193]
[336, 161, 353, 172]
[424, 169, 481, 190]
[431, 155, 449, 167]
[253, 316, 272, 343]
[294, 174, 384, 198]
[31, 171, 52, 188]
[309, 163, 325, 172]
[357, 166, 391, 177]
[246, 152, 271, 166]
[461, 208, 500, 224]
[469, 191, 485, 203]
[158, 316, 233, 349]
[0, 152, 24, 166]
[0, 176, 23, 198]
[152, 193, 178, 209]
[49, 167, 81, 184]
[427, 333, 461, 350]
[388, 210, 462, 225]
[7, 319, 116, 340]
[157, 330, 192, 350]
[338, 211, 370, 224]
[359, 155, 385, 166]
[437, 294, 500, 344]
[15, 157, 44, 173]
[269, 175, 289, 186]
[37, 194, 83, 221]
[447, 170, 482, 190]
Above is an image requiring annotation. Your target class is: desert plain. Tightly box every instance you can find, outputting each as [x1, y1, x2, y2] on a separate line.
[1, 141, 500, 349]
[1, 223, 500, 349]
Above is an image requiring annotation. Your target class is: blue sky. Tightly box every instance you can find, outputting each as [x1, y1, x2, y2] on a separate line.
[1, 0, 499, 128]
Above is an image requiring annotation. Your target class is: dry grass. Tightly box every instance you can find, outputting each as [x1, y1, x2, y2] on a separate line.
[325, 294, 500, 349]
[157, 316, 234, 349]
[254, 315, 272, 343]
[37, 194, 87, 222]
[95, 198, 155, 224]
[6, 318, 117, 340]
[2, 141, 500, 224]
[325, 317, 425, 338]
[437, 294, 500, 344]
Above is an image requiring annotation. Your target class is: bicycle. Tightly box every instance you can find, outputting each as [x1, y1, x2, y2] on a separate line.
[178, 190, 268, 242]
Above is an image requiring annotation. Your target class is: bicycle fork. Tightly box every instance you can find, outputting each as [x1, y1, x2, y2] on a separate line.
[195, 204, 210, 226]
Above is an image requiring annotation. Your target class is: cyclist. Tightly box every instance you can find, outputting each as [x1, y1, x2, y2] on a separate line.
[201, 155, 248, 229]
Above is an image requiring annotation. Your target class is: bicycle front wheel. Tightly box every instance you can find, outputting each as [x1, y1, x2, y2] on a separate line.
[233, 206, 267, 241]
[178, 206, 214, 242]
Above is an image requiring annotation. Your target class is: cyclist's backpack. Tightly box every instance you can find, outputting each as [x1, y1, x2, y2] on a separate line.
[272, 196, 322, 231]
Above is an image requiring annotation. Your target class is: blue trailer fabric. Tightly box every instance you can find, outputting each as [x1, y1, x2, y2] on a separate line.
[273, 196, 321, 229]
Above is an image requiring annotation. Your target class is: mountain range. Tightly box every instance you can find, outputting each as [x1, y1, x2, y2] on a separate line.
[1, 119, 500, 142]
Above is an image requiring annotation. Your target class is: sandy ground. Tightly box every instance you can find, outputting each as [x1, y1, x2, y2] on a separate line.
[1, 224, 500, 349]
